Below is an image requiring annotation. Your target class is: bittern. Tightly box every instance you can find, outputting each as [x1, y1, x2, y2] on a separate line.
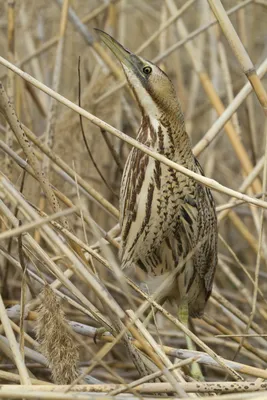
[97, 29, 218, 367]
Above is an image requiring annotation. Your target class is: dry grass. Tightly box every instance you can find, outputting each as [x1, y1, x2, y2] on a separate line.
[0, 0, 267, 399]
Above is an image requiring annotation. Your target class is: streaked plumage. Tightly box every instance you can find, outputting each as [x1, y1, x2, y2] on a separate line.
[98, 30, 218, 318]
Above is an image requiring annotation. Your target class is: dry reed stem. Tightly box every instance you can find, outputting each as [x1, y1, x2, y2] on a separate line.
[18, 229, 26, 360]
[38, 0, 69, 240]
[193, 57, 267, 155]
[208, 0, 267, 115]
[56, 0, 138, 134]
[217, 157, 264, 220]
[0, 206, 77, 240]
[0, 390, 266, 400]
[0, 370, 48, 385]
[3, 381, 267, 394]
[203, 314, 267, 363]
[218, 235, 266, 306]
[109, 358, 198, 396]
[237, 6, 258, 159]
[0, 294, 31, 385]
[19, 6, 47, 112]
[0, 59, 266, 210]
[217, 29, 241, 137]
[5, 0, 16, 176]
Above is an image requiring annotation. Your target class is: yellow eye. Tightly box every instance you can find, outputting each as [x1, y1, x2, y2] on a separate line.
[143, 66, 152, 75]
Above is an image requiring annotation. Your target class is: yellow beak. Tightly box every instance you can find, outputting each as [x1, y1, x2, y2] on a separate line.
[95, 29, 136, 71]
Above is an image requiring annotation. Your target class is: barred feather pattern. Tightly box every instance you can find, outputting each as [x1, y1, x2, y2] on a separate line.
[119, 114, 218, 317]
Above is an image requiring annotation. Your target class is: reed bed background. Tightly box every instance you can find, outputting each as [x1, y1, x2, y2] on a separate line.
[0, 0, 267, 399]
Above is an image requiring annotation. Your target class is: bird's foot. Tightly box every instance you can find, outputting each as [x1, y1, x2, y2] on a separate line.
[93, 327, 107, 344]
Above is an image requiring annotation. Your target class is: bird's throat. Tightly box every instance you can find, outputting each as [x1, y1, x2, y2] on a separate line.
[137, 113, 193, 164]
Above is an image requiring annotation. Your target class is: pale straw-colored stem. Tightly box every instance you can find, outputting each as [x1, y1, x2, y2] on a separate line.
[208, 0, 267, 115]
[193, 57, 267, 156]
[0, 294, 31, 385]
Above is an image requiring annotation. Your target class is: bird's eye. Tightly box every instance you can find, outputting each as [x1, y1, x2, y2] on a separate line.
[143, 66, 152, 75]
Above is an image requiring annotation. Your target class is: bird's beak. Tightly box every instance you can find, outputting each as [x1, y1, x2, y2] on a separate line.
[95, 29, 136, 71]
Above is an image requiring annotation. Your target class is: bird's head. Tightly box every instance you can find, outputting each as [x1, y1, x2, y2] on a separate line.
[96, 29, 181, 120]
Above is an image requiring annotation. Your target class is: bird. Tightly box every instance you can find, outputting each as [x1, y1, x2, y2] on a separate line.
[97, 30, 218, 337]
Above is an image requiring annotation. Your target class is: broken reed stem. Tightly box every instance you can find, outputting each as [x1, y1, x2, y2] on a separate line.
[0, 60, 266, 209]
[207, 0, 267, 115]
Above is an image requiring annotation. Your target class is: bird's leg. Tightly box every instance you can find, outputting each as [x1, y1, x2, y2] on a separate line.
[178, 299, 204, 381]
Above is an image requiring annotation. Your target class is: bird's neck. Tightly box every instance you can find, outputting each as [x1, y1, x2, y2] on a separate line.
[137, 109, 194, 165]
